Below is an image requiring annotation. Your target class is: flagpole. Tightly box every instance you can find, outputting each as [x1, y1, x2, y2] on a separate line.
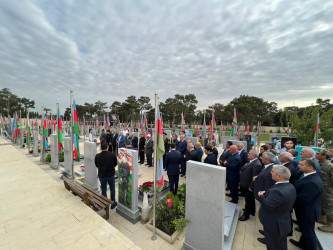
[203, 114, 206, 147]
[19, 110, 22, 147]
[70, 90, 74, 180]
[57, 103, 60, 171]
[27, 109, 30, 152]
[211, 110, 214, 141]
[151, 93, 158, 241]
[315, 113, 319, 147]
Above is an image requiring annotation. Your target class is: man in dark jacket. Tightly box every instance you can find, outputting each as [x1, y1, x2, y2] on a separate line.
[177, 134, 187, 177]
[130, 132, 138, 149]
[165, 143, 182, 194]
[278, 152, 296, 184]
[224, 145, 242, 204]
[138, 132, 145, 164]
[219, 141, 232, 166]
[163, 132, 170, 170]
[239, 150, 263, 221]
[258, 165, 296, 250]
[94, 141, 118, 209]
[195, 142, 203, 162]
[145, 134, 153, 167]
[111, 128, 118, 154]
[209, 140, 218, 159]
[204, 146, 217, 165]
[290, 159, 323, 250]
[186, 142, 199, 162]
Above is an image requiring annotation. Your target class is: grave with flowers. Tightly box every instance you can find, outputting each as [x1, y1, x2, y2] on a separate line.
[138, 180, 170, 209]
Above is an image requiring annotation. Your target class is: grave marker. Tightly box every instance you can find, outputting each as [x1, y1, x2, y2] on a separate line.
[84, 141, 98, 190]
[50, 134, 58, 170]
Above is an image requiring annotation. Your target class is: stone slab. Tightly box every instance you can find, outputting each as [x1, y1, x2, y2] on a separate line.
[74, 169, 85, 177]
[183, 160, 226, 250]
[50, 134, 58, 170]
[224, 204, 240, 250]
[315, 230, 333, 250]
[64, 137, 72, 178]
[84, 141, 98, 190]
[33, 131, 39, 157]
[116, 203, 140, 224]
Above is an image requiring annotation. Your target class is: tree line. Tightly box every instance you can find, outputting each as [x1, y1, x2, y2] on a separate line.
[1, 88, 332, 146]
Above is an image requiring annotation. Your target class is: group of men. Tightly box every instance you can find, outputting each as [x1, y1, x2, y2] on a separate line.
[217, 139, 333, 250]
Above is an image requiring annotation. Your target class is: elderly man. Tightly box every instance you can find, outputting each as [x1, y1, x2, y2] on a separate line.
[177, 134, 187, 177]
[290, 159, 323, 250]
[239, 150, 263, 221]
[145, 134, 153, 167]
[118, 131, 126, 148]
[130, 132, 138, 149]
[224, 145, 242, 204]
[297, 148, 321, 178]
[195, 141, 203, 162]
[250, 152, 276, 201]
[209, 140, 218, 159]
[237, 143, 249, 167]
[204, 146, 217, 165]
[278, 152, 297, 184]
[316, 149, 333, 233]
[258, 165, 296, 250]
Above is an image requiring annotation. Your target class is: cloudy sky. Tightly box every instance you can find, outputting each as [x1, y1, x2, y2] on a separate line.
[1, 0, 332, 113]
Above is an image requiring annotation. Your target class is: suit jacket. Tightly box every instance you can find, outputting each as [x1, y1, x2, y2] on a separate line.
[294, 158, 321, 181]
[188, 149, 199, 162]
[164, 138, 170, 154]
[239, 149, 249, 167]
[294, 173, 323, 222]
[225, 153, 242, 182]
[118, 134, 126, 148]
[145, 138, 153, 154]
[219, 149, 230, 166]
[283, 162, 296, 184]
[177, 140, 187, 156]
[111, 133, 118, 146]
[165, 150, 182, 176]
[259, 182, 296, 237]
[131, 136, 138, 148]
[196, 147, 203, 162]
[251, 164, 276, 201]
[204, 153, 217, 165]
[239, 158, 263, 189]
[139, 137, 145, 150]
[212, 147, 218, 159]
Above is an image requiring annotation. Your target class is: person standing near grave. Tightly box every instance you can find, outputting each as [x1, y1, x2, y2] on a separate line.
[111, 128, 118, 154]
[99, 129, 107, 142]
[165, 143, 182, 194]
[204, 146, 217, 165]
[237, 143, 249, 167]
[300, 148, 321, 175]
[289, 159, 323, 249]
[209, 140, 218, 159]
[163, 132, 170, 170]
[145, 134, 153, 167]
[89, 128, 93, 142]
[118, 131, 126, 148]
[186, 142, 199, 162]
[315, 149, 333, 233]
[138, 132, 145, 164]
[239, 150, 263, 221]
[329, 148, 333, 163]
[257, 165, 296, 250]
[219, 141, 232, 167]
[94, 141, 118, 209]
[278, 152, 297, 184]
[195, 141, 203, 162]
[224, 145, 242, 203]
[177, 134, 187, 177]
[106, 129, 112, 151]
[171, 134, 179, 148]
[130, 132, 138, 149]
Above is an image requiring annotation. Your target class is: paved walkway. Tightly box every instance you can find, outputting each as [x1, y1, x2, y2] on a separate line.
[1, 136, 331, 250]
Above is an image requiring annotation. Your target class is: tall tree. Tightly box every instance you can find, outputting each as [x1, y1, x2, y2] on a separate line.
[94, 100, 108, 116]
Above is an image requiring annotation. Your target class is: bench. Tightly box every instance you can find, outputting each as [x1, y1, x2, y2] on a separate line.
[63, 176, 114, 220]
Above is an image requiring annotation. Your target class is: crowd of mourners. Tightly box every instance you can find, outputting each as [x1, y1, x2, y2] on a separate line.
[93, 127, 333, 250]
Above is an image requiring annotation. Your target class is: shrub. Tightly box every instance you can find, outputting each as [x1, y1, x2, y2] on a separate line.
[45, 153, 51, 163]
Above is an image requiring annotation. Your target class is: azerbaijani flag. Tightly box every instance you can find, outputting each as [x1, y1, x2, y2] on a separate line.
[246, 122, 249, 135]
[181, 112, 185, 132]
[233, 108, 238, 136]
[14, 116, 20, 139]
[9, 116, 12, 135]
[314, 114, 320, 147]
[103, 115, 106, 130]
[156, 108, 165, 187]
[73, 100, 80, 162]
[58, 108, 64, 154]
[145, 116, 148, 139]
[26, 113, 31, 146]
[140, 115, 144, 132]
[43, 114, 49, 151]
[231, 122, 235, 137]
[203, 115, 206, 139]
[107, 115, 110, 130]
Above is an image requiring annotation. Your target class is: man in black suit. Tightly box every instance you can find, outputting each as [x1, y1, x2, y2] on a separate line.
[163, 132, 170, 170]
[111, 128, 118, 154]
[224, 145, 242, 204]
[176, 134, 187, 177]
[278, 152, 296, 184]
[290, 159, 323, 250]
[195, 142, 203, 162]
[171, 134, 179, 148]
[186, 142, 199, 162]
[209, 140, 218, 159]
[219, 141, 232, 166]
[165, 143, 182, 194]
[239, 150, 263, 221]
[145, 134, 153, 167]
[130, 132, 138, 149]
[204, 146, 217, 165]
[138, 132, 145, 164]
[258, 165, 296, 250]
[250, 152, 276, 201]
[237, 143, 249, 167]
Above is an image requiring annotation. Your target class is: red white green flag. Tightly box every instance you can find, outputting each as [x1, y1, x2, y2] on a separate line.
[14, 116, 20, 139]
[246, 122, 249, 135]
[181, 112, 185, 132]
[26, 113, 31, 146]
[73, 100, 80, 162]
[58, 108, 64, 154]
[156, 107, 165, 187]
[43, 114, 49, 152]
[314, 114, 320, 147]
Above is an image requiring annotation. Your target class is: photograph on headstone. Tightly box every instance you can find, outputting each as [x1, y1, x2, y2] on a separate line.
[280, 137, 297, 153]
[118, 148, 133, 209]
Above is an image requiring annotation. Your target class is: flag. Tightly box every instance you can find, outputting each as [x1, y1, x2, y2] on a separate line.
[233, 108, 238, 136]
[231, 122, 235, 137]
[156, 108, 165, 187]
[58, 108, 64, 154]
[257, 121, 261, 147]
[314, 114, 320, 147]
[145, 116, 148, 139]
[9, 117, 12, 135]
[203, 115, 206, 140]
[43, 114, 49, 151]
[212, 115, 217, 130]
[14, 116, 20, 139]
[103, 115, 106, 130]
[196, 125, 199, 137]
[107, 115, 110, 131]
[140, 115, 144, 132]
[181, 112, 185, 132]
[73, 100, 80, 161]
[246, 122, 249, 135]
[26, 113, 31, 146]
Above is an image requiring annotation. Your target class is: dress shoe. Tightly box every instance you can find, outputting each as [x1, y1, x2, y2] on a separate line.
[289, 239, 302, 248]
[287, 231, 293, 237]
[111, 202, 117, 209]
[257, 238, 266, 245]
[295, 227, 300, 232]
[239, 214, 249, 221]
[180, 174, 185, 177]
[226, 193, 232, 197]
[259, 230, 265, 236]
[292, 219, 298, 225]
